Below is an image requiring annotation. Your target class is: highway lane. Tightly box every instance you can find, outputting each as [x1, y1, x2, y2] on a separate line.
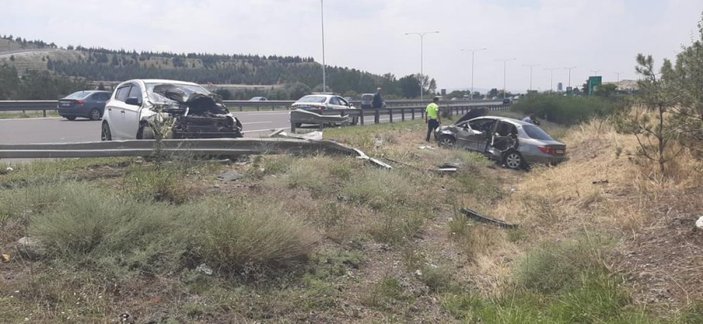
[0, 110, 418, 144]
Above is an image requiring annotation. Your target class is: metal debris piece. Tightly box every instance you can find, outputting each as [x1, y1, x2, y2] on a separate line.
[196, 263, 214, 275]
[696, 216, 703, 229]
[460, 208, 518, 229]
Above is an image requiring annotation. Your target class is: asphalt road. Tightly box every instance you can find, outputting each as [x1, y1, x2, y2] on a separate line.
[0, 110, 416, 145]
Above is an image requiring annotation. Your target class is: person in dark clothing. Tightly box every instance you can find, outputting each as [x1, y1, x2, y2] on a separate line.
[372, 87, 383, 123]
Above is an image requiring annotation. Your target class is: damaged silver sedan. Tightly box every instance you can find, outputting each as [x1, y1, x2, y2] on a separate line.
[101, 79, 242, 140]
[435, 110, 567, 169]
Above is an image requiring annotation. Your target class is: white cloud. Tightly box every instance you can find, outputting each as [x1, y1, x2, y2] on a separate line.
[1, 0, 700, 92]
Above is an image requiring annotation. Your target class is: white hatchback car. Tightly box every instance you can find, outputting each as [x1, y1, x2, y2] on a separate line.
[101, 79, 242, 140]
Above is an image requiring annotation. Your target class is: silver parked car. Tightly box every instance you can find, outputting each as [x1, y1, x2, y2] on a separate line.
[289, 94, 359, 128]
[435, 111, 567, 169]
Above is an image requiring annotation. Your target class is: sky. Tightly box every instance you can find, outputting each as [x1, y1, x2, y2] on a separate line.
[2, 0, 701, 93]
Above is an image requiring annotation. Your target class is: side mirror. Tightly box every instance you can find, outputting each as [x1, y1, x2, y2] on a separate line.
[125, 97, 141, 106]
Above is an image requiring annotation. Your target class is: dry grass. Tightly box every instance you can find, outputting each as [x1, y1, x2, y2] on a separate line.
[3, 116, 701, 321]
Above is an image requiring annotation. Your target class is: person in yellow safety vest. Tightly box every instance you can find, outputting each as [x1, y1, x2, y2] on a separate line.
[425, 97, 441, 142]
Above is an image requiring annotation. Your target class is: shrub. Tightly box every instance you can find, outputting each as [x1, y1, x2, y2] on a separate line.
[341, 169, 422, 211]
[123, 164, 191, 204]
[515, 235, 610, 294]
[191, 198, 318, 274]
[29, 183, 183, 273]
[512, 94, 622, 125]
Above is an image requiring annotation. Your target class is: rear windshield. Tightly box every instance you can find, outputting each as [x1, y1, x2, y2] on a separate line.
[64, 91, 92, 100]
[522, 124, 554, 141]
[297, 95, 327, 103]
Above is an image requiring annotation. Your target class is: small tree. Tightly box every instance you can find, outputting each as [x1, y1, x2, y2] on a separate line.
[617, 54, 680, 175]
[663, 12, 703, 155]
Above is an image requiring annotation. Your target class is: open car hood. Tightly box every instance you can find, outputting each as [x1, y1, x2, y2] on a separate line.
[149, 84, 228, 115]
[454, 108, 487, 125]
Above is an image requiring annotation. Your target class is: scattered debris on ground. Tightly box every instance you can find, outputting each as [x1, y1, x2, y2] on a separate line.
[460, 208, 518, 229]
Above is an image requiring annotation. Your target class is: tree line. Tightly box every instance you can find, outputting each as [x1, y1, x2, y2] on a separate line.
[0, 35, 440, 100]
[0, 64, 87, 100]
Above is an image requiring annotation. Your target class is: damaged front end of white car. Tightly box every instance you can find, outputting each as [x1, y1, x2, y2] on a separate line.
[138, 83, 243, 139]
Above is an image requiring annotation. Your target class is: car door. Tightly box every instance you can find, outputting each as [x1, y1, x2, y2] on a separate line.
[337, 96, 355, 115]
[106, 84, 132, 139]
[122, 82, 144, 138]
[453, 121, 476, 149]
[467, 118, 497, 152]
[328, 96, 346, 115]
[88, 92, 110, 112]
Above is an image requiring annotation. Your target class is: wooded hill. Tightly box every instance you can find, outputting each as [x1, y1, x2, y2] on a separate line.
[0, 35, 428, 100]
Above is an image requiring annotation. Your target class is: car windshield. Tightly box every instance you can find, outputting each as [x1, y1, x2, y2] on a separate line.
[297, 95, 327, 103]
[522, 124, 554, 141]
[145, 82, 210, 103]
[64, 91, 92, 100]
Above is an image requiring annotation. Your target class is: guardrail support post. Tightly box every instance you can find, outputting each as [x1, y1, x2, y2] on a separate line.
[374, 110, 380, 124]
[411, 108, 415, 120]
[401, 108, 405, 121]
[389, 110, 393, 123]
[43, 109, 46, 117]
[360, 110, 364, 125]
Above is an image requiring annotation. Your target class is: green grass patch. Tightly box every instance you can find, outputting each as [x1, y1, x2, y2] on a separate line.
[512, 94, 623, 125]
[0, 157, 132, 187]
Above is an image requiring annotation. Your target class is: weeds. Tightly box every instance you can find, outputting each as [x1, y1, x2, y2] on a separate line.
[191, 198, 318, 275]
[516, 235, 611, 294]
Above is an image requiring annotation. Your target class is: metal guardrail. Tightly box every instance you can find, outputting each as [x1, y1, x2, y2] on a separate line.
[0, 138, 393, 168]
[0, 138, 353, 159]
[352, 103, 510, 126]
[0, 99, 499, 115]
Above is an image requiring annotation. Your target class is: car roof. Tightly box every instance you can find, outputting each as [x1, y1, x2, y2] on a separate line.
[122, 79, 201, 87]
[469, 115, 532, 127]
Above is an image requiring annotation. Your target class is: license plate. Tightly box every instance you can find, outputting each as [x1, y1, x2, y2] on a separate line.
[60, 103, 70, 107]
[555, 149, 565, 154]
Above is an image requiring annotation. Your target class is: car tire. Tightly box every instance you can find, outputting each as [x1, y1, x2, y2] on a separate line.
[66, 116, 77, 121]
[503, 150, 524, 170]
[438, 135, 456, 147]
[137, 123, 155, 139]
[89, 108, 101, 121]
[101, 121, 112, 141]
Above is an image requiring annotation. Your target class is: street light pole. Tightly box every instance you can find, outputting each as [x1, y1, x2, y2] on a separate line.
[462, 48, 487, 99]
[545, 67, 559, 92]
[523, 64, 539, 91]
[320, 0, 326, 92]
[563, 66, 576, 88]
[405, 31, 439, 100]
[496, 58, 516, 99]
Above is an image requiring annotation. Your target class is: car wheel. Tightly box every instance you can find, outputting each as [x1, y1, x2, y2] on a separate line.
[438, 135, 456, 147]
[89, 108, 101, 121]
[101, 121, 112, 141]
[66, 116, 77, 121]
[503, 150, 524, 170]
[137, 123, 155, 139]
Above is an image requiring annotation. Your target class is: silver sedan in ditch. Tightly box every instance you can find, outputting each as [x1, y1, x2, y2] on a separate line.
[435, 113, 567, 169]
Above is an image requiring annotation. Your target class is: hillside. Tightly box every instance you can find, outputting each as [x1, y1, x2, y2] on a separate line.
[0, 36, 405, 99]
